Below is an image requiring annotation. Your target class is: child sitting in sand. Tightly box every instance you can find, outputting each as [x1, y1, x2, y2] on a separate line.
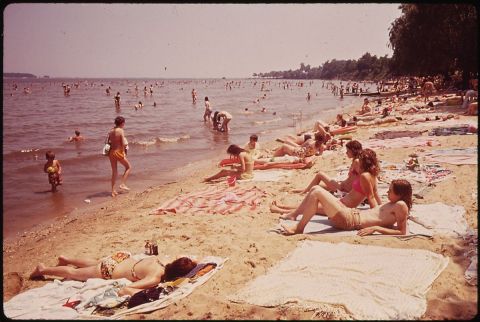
[44, 151, 62, 192]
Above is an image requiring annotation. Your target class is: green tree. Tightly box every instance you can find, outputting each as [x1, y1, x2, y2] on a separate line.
[389, 4, 477, 88]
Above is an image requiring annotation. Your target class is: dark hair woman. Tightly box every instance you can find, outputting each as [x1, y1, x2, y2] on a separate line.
[203, 144, 254, 182]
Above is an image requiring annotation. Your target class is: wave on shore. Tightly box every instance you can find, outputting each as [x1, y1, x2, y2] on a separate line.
[132, 134, 191, 146]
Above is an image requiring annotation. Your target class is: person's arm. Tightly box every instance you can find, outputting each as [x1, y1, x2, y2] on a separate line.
[239, 153, 246, 172]
[358, 202, 408, 236]
[117, 275, 162, 296]
[43, 163, 49, 173]
[55, 160, 62, 175]
[359, 174, 378, 208]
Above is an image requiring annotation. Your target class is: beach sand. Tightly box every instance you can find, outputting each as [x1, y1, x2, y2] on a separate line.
[3, 98, 478, 319]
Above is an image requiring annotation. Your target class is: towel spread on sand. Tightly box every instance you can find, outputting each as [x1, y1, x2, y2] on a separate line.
[153, 186, 266, 215]
[362, 136, 440, 149]
[372, 130, 424, 140]
[229, 241, 449, 320]
[4, 256, 225, 320]
[422, 147, 478, 165]
[243, 170, 292, 181]
[271, 202, 467, 238]
[428, 124, 476, 136]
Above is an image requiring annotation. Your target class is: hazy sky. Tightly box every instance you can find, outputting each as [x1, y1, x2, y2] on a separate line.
[4, 3, 402, 78]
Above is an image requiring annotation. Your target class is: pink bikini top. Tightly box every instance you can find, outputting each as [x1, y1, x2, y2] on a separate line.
[352, 177, 366, 195]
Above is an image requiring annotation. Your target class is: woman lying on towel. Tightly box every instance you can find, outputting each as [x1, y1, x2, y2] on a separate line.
[292, 140, 363, 194]
[272, 132, 326, 160]
[281, 179, 412, 236]
[273, 148, 381, 216]
[29, 253, 197, 296]
[204, 144, 254, 181]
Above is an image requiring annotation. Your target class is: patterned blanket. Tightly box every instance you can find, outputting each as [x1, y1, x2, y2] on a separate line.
[152, 186, 267, 215]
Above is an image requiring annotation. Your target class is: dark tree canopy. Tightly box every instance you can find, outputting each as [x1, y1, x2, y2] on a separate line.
[389, 4, 477, 87]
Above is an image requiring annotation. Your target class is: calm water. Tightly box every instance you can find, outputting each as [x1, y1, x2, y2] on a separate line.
[3, 78, 362, 239]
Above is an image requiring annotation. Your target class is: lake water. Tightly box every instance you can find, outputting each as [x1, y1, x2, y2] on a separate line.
[2, 78, 363, 239]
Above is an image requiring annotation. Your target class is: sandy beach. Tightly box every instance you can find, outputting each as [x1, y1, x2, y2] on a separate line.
[3, 97, 478, 320]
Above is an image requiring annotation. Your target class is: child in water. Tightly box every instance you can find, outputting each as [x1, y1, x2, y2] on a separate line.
[44, 151, 62, 192]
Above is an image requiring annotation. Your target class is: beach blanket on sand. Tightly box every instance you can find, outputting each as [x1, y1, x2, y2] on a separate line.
[422, 147, 477, 165]
[152, 186, 266, 215]
[243, 170, 292, 182]
[270, 202, 467, 238]
[372, 130, 424, 140]
[229, 241, 448, 320]
[362, 136, 440, 149]
[4, 256, 225, 320]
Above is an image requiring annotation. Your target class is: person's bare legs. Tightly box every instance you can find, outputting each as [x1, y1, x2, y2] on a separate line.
[270, 200, 296, 214]
[57, 256, 98, 268]
[273, 144, 296, 157]
[279, 187, 319, 220]
[281, 186, 346, 235]
[292, 172, 337, 193]
[118, 157, 131, 191]
[204, 169, 237, 182]
[109, 157, 118, 197]
[30, 263, 101, 281]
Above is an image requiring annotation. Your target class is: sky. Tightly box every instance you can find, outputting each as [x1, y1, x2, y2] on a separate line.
[3, 3, 402, 78]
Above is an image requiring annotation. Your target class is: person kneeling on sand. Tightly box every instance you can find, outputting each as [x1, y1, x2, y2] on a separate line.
[30, 253, 196, 296]
[272, 148, 381, 217]
[204, 144, 254, 182]
[281, 179, 412, 236]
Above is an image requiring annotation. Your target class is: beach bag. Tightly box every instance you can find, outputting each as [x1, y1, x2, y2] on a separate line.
[126, 286, 173, 308]
[102, 132, 111, 156]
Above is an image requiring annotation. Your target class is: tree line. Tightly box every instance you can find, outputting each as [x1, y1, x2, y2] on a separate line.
[254, 4, 477, 89]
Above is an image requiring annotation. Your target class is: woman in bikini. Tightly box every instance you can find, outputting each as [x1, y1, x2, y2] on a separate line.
[281, 179, 412, 236]
[29, 252, 196, 296]
[108, 116, 131, 197]
[203, 144, 254, 182]
[292, 140, 362, 194]
[272, 132, 326, 160]
[272, 148, 381, 218]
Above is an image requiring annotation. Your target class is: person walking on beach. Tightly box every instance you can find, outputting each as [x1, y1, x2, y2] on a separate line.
[203, 96, 212, 122]
[107, 116, 131, 197]
[44, 151, 62, 192]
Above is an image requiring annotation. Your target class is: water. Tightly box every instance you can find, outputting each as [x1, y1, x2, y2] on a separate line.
[3, 78, 362, 239]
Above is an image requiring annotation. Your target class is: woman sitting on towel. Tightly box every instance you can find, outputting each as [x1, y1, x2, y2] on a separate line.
[29, 253, 197, 296]
[292, 140, 363, 194]
[281, 179, 412, 236]
[272, 148, 381, 216]
[204, 144, 254, 181]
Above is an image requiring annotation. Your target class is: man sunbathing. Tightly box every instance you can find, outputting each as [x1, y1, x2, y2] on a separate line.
[30, 252, 196, 296]
[281, 179, 412, 236]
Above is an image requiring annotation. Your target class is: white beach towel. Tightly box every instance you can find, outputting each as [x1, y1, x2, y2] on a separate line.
[229, 241, 449, 320]
[273, 215, 432, 237]
[408, 202, 469, 237]
[4, 256, 225, 320]
[271, 202, 467, 238]
[3, 278, 131, 319]
[422, 147, 477, 165]
[240, 170, 291, 182]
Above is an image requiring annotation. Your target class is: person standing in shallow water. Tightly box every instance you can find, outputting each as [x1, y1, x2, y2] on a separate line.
[203, 96, 212, 122]
[108, 116, 131, 197]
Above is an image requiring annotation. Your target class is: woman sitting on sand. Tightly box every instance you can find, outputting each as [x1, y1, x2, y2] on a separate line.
[292, 140, 363, 194]
[272, 148, 381, 216]
[272, 132, 326, 160]
[30, 253, 197, 296]
[204, 144, 253, 182]
[281, 179, 412, 236]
